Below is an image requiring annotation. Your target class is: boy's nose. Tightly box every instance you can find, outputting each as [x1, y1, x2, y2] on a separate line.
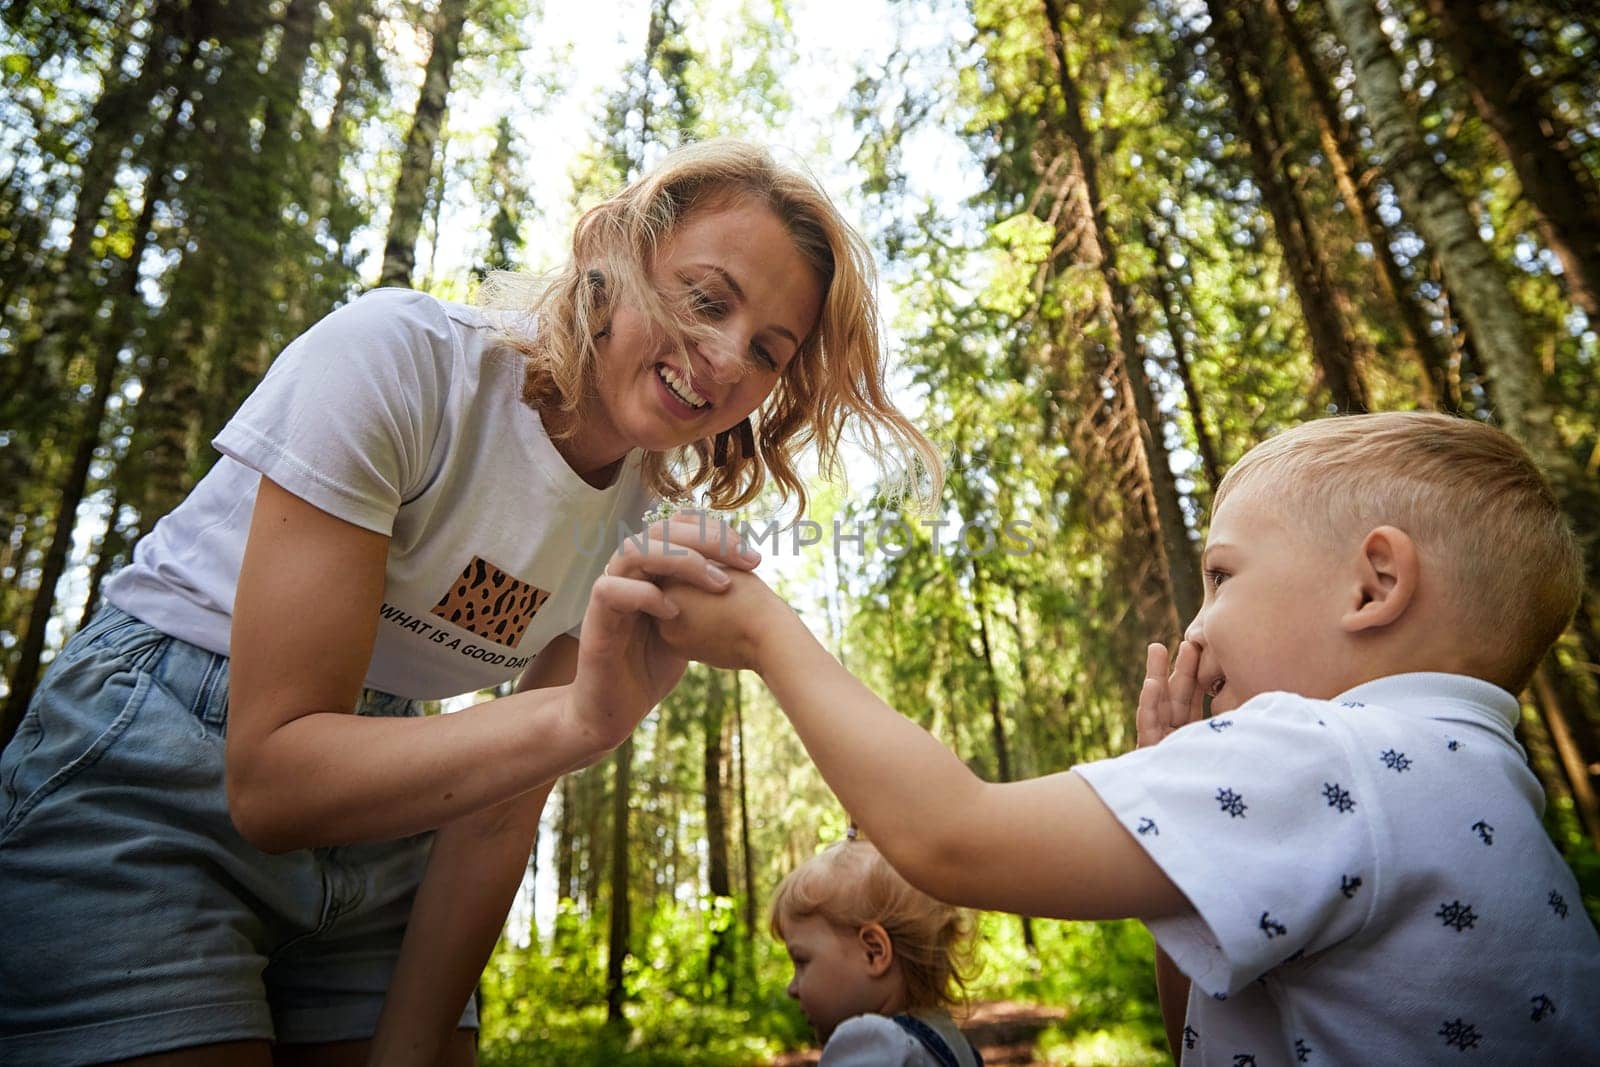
[1183, 613, 1206, 646]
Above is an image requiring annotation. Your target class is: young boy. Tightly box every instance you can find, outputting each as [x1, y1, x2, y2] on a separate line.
[656, 412, 1600, 1063]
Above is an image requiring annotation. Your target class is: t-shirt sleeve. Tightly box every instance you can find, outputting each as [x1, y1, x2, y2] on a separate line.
[819, 1015, 919, 1066]
[212, 288, 452, 535]
[1073, 695, 1377, 996]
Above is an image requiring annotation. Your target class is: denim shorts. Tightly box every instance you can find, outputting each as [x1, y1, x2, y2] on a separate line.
[0, 605, 477, 1065]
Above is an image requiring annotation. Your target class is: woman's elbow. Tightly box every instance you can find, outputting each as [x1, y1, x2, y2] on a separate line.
[225, 772, 303, 854]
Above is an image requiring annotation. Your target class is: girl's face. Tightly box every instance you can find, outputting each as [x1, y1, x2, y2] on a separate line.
[780, 913, 883, 1042]
[582, 197, 824, 470]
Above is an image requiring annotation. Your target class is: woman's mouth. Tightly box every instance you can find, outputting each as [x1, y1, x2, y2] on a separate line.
[656, 362, 711, 415]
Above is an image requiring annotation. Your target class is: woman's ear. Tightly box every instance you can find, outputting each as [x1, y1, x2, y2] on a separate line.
[1343, 525, 1419, 633]
[858, 923, 895, 978]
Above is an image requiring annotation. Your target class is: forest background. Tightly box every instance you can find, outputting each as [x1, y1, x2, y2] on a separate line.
[2, 0, 1598, 1063]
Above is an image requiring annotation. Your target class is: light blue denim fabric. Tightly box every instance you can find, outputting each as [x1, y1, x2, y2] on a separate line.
[0, 606, 477, 1065]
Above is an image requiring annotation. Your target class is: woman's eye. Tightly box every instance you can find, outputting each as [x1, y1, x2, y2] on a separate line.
[689, 287, 727, 319]
[752, 343, 778, 371]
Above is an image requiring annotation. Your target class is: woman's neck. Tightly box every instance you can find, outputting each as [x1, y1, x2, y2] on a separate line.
[542, 403, 628, 489]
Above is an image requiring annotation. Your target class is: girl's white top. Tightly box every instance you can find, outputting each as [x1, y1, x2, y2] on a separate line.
[819, 1011, 980, 1067]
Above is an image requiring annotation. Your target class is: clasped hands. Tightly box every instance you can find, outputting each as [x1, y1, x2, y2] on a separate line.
[566, 512, 777, 755]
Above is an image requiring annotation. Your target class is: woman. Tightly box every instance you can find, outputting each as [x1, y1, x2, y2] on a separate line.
[0, 139, 938, 1067]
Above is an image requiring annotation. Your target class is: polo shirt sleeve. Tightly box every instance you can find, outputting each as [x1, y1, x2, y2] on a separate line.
[213, 288, 452, 536]
[1073, 694, 1377, 996]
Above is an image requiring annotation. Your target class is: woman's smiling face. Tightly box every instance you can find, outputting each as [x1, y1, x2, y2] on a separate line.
[584, 196, 823, 462]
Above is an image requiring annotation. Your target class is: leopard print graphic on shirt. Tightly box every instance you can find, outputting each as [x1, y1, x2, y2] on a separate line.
[430, 556, 550, 647]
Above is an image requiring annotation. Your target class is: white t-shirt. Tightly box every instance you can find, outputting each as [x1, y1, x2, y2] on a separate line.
[820, 1011, 980, 1067]
[1074, 672, 1600, 1065]
[106, 288, 655, 699]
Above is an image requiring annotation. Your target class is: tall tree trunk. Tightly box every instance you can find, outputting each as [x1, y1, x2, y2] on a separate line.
[1, 132, 167, 747]
[557, 776, 576, 903]
[2, 218, 157, 747]
[77, 486, 129, 633]
[379, 0, 469, 288]
[1206, 0, 1368, 414]
[1039, 0, 1203, 631]
[703, 670, 733, 987]
[734, 674, 758, 980]
[1531, 665, 1600, 844]
[1271, 0, 1457, 409]
[1143, 216, 1223, 492]
[1322, 0, 1574, 488]
[605, 737, 634, 1027]
[971, 560, 1037, 951]
[1424, 0, 1600, 320]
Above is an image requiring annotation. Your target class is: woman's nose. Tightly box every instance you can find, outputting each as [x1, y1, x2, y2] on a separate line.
[698, 330, 747, 384]
[785, 977, 799, 999]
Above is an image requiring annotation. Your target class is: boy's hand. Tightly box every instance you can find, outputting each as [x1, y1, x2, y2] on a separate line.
[1137, 640, 1203, 749]
[568, 513, 759, 752]
[656, 569, 787, 672]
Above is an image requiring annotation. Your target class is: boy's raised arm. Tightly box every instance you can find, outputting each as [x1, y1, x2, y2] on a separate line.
[659, 573, 1190, 922]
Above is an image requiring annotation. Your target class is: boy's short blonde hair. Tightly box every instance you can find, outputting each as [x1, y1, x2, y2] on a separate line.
[1215, 411, 1582, 691]
[770, 839, 975, 1014]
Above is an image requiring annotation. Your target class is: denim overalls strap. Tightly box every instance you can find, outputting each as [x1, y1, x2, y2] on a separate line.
[891, 1014, 984, 1067]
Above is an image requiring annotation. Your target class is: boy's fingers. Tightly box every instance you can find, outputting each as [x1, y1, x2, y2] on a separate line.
[1166, 640, 1201, 728]
[1137, 643, 1169, 746]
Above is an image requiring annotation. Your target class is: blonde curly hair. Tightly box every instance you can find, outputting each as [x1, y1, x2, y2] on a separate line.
[481, 139, 941, 513]
[771, 839, 977, 1014]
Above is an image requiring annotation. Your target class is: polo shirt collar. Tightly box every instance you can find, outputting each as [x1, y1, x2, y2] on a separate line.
[1333, 672, 1521, 744]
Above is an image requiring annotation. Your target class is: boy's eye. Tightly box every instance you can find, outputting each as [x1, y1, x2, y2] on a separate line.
[1204, 569, 1229, 590]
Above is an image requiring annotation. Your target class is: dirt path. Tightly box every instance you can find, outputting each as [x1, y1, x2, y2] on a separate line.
[766, 1000, 1067, 1066]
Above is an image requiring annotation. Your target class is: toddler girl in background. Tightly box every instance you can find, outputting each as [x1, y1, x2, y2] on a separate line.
[772, 836, 984, 1067]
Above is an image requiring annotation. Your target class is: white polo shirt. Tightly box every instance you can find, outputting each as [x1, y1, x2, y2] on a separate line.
[1074, 672, 1600, 1064]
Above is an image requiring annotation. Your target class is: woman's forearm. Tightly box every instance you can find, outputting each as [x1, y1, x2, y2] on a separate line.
[226, 685, 603, 852]
[368, 785, 550, 1066]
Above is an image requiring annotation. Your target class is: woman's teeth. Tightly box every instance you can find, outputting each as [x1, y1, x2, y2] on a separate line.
[658, 364, 710, 409]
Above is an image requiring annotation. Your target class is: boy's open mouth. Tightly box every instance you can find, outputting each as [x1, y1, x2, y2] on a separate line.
[1206, 674, 1226, 698]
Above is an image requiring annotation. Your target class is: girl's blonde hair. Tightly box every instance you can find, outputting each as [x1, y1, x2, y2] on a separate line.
[482, 139, 942, 512]
[770, 839, 976, 1014]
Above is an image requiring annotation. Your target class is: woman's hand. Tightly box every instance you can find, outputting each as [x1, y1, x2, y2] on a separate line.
[567, 512, 759, 752]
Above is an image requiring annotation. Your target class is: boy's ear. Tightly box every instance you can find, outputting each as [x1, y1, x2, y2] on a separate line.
[1343, 525, 1419, 633]
[858, 923, 895, 977]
